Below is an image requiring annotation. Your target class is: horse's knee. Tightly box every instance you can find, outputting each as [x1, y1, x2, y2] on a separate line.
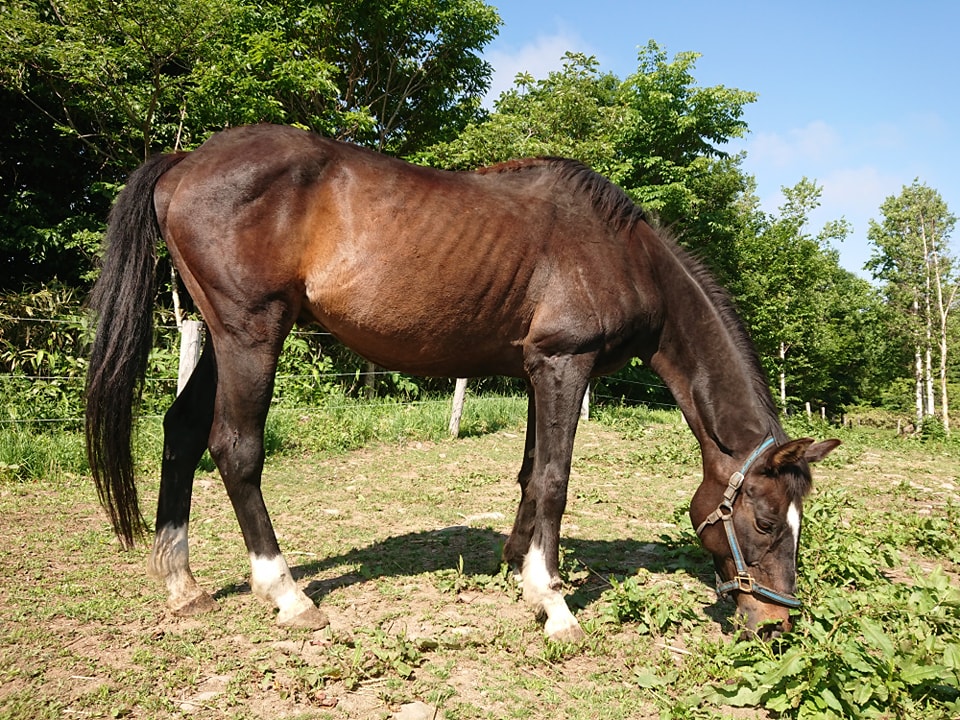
[208, 425, 265, 478]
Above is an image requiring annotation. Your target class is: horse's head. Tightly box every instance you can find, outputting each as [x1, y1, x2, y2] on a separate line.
[691, 436, 840, 638]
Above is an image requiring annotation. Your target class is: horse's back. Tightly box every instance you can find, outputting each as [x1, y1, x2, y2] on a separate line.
[155, 125, 659, 377]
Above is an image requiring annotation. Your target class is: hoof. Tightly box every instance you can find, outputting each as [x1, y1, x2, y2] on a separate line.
[278, 604, 330, 630]
[171, 592, 219, 617]
[545, 618, 585, 643]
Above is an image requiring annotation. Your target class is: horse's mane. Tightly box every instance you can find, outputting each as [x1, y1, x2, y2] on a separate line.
[479, 157, 807, 495]
[477, 157, 646, 232]
[667, 241, 812, 497]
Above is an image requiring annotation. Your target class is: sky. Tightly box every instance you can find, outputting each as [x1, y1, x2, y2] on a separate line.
[481, 1, 959, 278]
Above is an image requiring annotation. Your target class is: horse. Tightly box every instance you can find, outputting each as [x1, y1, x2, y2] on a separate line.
[85, 124, 839, 641]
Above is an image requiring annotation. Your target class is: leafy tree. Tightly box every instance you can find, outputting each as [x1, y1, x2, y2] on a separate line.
[867, 181, 957, 433]
[0, 0, 500, 286]
[416, 42, 756, 280]
[0, 86, 108, 289]
[731, 179, 895, 413]
[310, 0, 501, 153]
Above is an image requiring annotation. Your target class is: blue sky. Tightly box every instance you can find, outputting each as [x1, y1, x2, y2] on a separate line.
[482, 1, 958, 278]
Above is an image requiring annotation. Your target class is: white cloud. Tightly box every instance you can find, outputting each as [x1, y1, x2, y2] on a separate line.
[809, 166, 904, 275]
[747, 120, 842, 169]
[484, 32, 588, 107]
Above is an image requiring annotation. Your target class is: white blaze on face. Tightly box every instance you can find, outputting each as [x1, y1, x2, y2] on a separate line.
[786, 502, 802, 555]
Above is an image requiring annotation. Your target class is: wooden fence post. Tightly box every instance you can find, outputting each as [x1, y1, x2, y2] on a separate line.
[177, 319, 203, 395]
[449, 378, 468, 437]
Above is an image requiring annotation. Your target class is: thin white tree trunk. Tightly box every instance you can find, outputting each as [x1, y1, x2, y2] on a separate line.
[940, 334, 951, 435]
[925, 345, 936, 417]
[779, 342, 787, 410]
[915, 347, 924, 427]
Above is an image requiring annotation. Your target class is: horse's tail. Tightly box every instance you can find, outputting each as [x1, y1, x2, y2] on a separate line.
[85, 152, 187, 547]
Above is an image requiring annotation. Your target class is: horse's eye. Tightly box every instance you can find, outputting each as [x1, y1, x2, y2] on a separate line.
[754, 518, 775, 534]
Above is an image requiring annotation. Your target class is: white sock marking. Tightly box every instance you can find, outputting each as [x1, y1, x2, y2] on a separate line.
[521, 545, 581, 639]
[249, 554, 315, 623]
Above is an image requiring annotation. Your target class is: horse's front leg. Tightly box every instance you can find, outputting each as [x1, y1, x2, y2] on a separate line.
[148, 342, 218, 615]
[503, 389, 536, 569]
[517, 352, 593, 642]
[208, 340, 328, 629]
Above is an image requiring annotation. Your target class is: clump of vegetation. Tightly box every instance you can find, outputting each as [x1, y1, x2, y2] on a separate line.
[706, 490, 960, 720]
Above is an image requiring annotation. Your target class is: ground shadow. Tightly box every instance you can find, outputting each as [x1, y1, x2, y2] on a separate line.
[210, 524, 737, 632]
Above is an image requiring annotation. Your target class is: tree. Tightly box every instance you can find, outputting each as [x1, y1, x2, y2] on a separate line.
[416, 42, 757, 280]
[731, 179, 893, 413]
[0, 0, 500, 286]
[309, 0, 501, 154]
[867, 181, 958, 433]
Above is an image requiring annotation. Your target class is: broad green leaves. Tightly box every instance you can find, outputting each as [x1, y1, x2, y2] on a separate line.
[711, 491, 960, 719]
[0, 0, 500, 286]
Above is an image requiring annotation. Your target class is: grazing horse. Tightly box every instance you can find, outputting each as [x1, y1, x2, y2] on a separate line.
[85, 124, 839, 641]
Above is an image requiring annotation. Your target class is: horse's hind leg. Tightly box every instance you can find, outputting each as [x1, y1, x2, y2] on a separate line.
[207, 334, 328, 629]
[148, 341, 219, 615]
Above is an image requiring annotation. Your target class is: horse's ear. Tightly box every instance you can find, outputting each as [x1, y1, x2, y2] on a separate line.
[768, 438, 815, 469]
[766, 438, 841, 472]
[803, 438, 841, 464]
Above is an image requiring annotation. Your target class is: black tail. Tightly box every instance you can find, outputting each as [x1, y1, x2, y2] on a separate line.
[85, 153, 187, 547]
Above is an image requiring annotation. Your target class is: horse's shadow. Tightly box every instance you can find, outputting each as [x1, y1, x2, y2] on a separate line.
[215, 525, 737, 633]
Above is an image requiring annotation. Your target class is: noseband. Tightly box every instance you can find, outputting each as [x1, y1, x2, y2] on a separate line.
[695, 437, 801, 609]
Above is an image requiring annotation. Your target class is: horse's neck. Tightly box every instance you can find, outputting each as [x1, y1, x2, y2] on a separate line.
[643, 245, 774, 457]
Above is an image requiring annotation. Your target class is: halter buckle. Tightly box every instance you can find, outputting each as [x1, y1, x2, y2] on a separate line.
[734, 574, 755, 594]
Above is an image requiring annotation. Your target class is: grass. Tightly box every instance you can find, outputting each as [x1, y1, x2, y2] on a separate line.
[0, 401, 958, 718]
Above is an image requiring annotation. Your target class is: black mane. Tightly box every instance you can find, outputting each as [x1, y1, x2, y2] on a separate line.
[478, 157, 647, 232]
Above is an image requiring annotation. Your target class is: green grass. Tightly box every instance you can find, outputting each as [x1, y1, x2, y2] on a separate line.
[1, 403, 959, 718]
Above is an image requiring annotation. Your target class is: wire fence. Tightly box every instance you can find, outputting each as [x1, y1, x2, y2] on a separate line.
[1, 314, 678, 427]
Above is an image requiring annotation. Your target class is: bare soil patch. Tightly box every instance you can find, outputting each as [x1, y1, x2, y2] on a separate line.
[1, 419, 956, 719]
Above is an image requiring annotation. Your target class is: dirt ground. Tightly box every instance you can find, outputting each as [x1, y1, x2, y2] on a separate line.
[1, 419, 957, 719]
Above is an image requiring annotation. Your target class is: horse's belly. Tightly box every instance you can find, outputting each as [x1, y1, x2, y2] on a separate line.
[300, 284, 530, 378]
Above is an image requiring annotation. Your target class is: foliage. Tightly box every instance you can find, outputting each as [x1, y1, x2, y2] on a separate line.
[712, 567, 960, 719]
[599, 568, 702, 635]
[867, 180, 958, 427]
[0, 0, 500, 285]
[0, 284, 88, 423]
[709, 490, 960, 719]
[299, 627, 425, 692]
[731, 179, 898, 412]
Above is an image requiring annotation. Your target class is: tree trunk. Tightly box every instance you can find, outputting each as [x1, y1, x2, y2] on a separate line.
[925, 344, 936, 417]
[940, 333, 951, 435]
[915, 347, 924, 426]
[779, 342, 787, 410]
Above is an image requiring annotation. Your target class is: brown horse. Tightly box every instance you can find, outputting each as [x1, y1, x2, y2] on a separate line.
[85, 124, 838, 641]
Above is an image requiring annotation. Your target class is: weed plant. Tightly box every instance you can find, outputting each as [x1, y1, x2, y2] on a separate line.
[707, 490, 960, 720]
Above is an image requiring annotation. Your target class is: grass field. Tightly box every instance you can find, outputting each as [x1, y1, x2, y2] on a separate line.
[1, 403, 958, 719]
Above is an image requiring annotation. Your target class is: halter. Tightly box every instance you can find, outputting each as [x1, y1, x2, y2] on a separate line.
[695, 437, 801, 609]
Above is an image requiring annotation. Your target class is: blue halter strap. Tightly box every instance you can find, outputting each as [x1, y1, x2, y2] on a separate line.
[695, 437, 802, 609]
